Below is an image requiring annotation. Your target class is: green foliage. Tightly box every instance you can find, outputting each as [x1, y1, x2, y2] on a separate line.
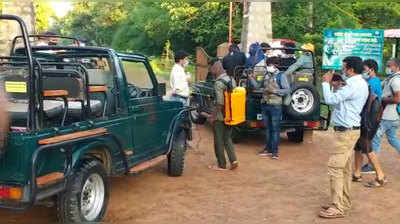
[111, 2, 170, 55]
[50, 0, 400, 70]
[57, 1, 241, 56]
[162, 40, 174, 64]
[54, 0, 129, 46]
[34, 1, 55, 34]
[272, 0, 400, 67]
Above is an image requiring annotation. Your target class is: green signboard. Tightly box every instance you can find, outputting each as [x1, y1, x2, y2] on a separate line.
[322, 29, 384, 72]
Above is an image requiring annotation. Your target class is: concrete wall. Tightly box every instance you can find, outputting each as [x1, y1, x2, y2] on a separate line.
[240, 1, 272, 53]
[0, 1, 35, 55]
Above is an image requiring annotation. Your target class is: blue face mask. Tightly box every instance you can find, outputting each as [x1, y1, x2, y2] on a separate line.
[362, 72, 370, 80]
[386, 68, 393, 75]
[341, 74, 349, 81]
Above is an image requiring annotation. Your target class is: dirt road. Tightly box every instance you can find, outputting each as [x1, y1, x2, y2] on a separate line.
[1, 124, 400, 224]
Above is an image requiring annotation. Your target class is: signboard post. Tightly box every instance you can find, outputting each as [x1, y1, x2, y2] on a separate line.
[322, 29, 384, 72]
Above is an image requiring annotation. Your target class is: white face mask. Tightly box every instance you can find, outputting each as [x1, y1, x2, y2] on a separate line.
[386, 67, 392, 75]
[341, 74, 349, 81]
[266, 65, 278, 74]
[362, 72, 370, 80]
[184, 60, 189, 67]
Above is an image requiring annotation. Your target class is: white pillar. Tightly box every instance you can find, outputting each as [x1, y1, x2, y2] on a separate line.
[241, 1, 273, 53]
[0, 0, 35, 55]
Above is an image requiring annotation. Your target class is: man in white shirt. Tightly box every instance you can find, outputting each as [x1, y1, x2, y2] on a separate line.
[170, 50, 191, 106]
[320, 56, 369, 219]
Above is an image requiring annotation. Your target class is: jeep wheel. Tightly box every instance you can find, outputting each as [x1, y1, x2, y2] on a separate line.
[168, 130, 186, 177]
[189, 96, 207, 124]
[286, 83, 319, 119]
[287, 127, 304, 143]
[57, 160, 109, 223]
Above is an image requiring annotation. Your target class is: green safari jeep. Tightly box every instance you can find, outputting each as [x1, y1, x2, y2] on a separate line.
[0, 15, 190, 223]
[190, 46, 331, 143]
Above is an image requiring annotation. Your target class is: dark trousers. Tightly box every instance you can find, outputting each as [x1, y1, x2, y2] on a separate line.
[262, 104, 282, 156]
[213, 120, 237, 169]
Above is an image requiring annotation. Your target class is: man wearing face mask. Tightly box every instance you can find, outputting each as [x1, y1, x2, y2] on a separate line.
[353, 59, 384, 177]
[319, 56, 369, 219]
[352, 59, 386, 189]
[249, 57, 291, 159]
[367, 59, 400, 185]
[170, 50, 191, 106]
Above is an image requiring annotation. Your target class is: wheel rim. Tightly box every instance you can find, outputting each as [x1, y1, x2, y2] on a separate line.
[80, 173, 105, 221]
[291, 88, 314, 113]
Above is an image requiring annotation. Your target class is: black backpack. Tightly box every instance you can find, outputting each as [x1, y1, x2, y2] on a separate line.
[360, 86, 382, 140]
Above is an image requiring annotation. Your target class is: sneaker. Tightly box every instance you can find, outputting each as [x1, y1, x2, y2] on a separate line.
[361, 164, 376, 174]
[258, 150, 271, 157]
[271, 154, 279, 160]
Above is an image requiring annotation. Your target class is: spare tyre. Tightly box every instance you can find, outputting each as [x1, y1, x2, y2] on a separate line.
[285, 83, 319, 119]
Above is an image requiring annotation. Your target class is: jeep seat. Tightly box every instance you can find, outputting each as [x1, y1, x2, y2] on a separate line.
[1, 73, 64, 122]
[42, 70, 95, 119]
[87, 69, 115, 115]
[7, 100, 64, 120]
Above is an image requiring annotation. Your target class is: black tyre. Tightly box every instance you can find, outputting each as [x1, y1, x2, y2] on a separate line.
[57, 160, 109, 223]
[287, 127, 304, 143]
[168, 130, 186, 177]
[189, 96, 207, 124]
[285, 83, 320, 119]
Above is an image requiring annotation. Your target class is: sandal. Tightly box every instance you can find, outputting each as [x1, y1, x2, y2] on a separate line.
[352, 174, 362, 182]
[208, 165, 228, 171]
[365, 177, 387, 188]
[321, 204, 331, 210]
[319, 207, 345, 219]
[230, 161, 239, 170]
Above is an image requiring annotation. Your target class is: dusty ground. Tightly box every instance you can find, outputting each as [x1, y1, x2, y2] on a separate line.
[1, 124, 400, 224]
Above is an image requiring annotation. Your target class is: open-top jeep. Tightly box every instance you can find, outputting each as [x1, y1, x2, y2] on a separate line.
[190, 43, 331, 143]
[0, 15, 190, 223]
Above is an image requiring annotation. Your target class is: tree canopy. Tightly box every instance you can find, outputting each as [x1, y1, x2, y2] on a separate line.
[34, 1, 56, 34]
[53, 0, 400, 61]
[55, 1, 242, 55]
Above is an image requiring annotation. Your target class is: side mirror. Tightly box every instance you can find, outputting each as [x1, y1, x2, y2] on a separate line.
[158, 82, 166, 96]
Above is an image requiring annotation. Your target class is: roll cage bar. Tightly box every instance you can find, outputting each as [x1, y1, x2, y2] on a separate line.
[10, 34, 81, 55]
[0, 15, 35, 130]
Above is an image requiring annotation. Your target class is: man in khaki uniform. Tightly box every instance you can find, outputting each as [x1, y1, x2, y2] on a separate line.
[207, 59, 238, 171]
[320, 56, 369, 218]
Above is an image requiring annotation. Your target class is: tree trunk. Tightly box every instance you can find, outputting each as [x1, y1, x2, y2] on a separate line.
[308, 1, 314, 32]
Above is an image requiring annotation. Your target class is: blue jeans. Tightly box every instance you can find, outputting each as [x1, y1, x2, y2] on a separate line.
[170, 94, 189, 106]
[372, 119, 400, 155]
[262, 104, 282, 156]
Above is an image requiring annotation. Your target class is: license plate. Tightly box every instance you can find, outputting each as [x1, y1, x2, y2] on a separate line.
[257, 114, 263, 120]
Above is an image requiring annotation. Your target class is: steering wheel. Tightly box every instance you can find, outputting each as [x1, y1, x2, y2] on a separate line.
[127, 84, 143, 98]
